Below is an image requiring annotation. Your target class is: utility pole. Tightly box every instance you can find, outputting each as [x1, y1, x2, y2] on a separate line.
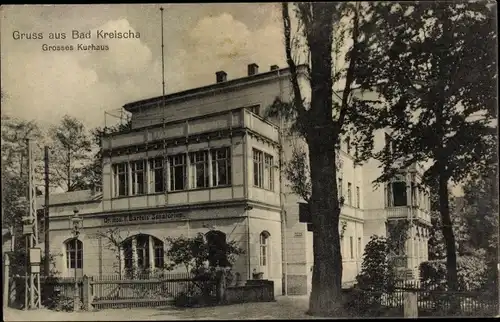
[23, 139, 41, 310]
[44, 146, 50, 275]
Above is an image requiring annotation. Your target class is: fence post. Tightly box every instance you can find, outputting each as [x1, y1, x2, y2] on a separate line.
[3, 253, 10, 308]
[82, 275, 92, 311]
[403, 290, 418, 318]
[216, 271, 226, 304]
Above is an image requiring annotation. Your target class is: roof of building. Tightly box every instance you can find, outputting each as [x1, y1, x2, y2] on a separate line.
[123, 64, 308, 112]
[36, 189, 102, 208]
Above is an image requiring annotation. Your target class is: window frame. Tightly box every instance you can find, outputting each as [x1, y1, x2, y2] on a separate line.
[190, 150, 209, 189]
[347, 182, 352, 206]
[356, 186, 360, 208]
[169, 153, 187, 191]
[65, 238, 83, 269]
[114, 163, 129, 197]
[253, 149, 264, 188]
[131, 160, 146, 195]
[264, 154, 274, 191]
[149, 158, 165, 193]
[212, 147, 231, 187]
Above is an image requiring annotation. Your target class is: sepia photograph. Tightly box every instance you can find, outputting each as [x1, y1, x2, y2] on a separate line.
[1, 2, 498, 320]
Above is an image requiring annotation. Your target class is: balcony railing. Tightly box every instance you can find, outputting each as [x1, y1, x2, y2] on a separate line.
[386, 206, 431, 223]
[102, 109, 279, 150]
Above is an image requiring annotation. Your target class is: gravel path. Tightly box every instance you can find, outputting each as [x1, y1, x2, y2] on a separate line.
[4, 296, 323, 321]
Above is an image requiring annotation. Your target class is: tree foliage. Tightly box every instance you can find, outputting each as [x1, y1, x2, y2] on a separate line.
[355, 1, 497, 293]
[164, 231, 244, 275]
[1, 116, 44, 230]
[49, 115, 93, 192]
[81, 120, 132, 191]
[283, 144, 311, 202]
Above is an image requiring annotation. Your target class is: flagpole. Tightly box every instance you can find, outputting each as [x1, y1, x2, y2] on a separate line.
[160, 7, 169, 204]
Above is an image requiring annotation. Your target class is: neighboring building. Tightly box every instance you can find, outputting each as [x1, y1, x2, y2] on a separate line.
[38, 63, 432, 296]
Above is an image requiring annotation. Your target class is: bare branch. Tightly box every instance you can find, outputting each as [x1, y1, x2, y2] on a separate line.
[282, 2, 307, 121]
[338, 3, 360, 130]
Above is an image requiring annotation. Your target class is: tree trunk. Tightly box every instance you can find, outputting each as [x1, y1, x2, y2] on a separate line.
[308, 140, 342, 316]
[304, 5, 341, 315]
[438, 172, 458, 293]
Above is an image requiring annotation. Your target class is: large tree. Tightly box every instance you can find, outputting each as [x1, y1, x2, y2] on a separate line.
[1, 116, 44, 233]
[279, 3, 379, 315]
[356, 2, 497, 292]
[49, 115, 93, 191]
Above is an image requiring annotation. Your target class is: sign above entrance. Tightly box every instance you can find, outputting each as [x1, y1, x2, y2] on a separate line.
[102, 212, 185, 225]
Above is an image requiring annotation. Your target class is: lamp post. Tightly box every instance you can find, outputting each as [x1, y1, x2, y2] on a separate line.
[69, 208, 83, 312]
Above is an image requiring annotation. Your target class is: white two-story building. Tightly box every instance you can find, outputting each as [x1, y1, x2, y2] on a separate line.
[38, 63, 432, 296]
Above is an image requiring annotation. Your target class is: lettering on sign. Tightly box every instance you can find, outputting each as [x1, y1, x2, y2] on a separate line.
[294, 232, 303, 238]
[103, 212, 185, 225]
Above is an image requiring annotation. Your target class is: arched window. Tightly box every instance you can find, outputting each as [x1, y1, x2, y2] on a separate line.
[259, 231, 270, 266]
[65, 238, 83, 269]
[205, 230, 229, 267]
[121, 234, 164, 275]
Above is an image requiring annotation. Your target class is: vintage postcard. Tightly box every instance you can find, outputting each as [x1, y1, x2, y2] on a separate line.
[1, 3, 498, 320]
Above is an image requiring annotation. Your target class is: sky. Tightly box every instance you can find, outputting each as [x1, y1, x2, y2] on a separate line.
[1, 4, 286, 129]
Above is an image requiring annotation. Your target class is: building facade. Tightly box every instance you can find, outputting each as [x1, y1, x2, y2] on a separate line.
[38, 63, 432, 296]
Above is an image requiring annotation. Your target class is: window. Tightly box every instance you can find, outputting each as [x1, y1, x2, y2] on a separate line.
[338, 178, 343, 199]
[169, 154, 187, 191]
[212, 148, 231, 187]
[392, 181, 407, 206]
[350, 236, 354, 259]
[346, 137, 351, 154]
[122, 234, 164, 276]
[149, 158, 165, 193]
[347, 182, 352, 206]
[411, 182, 416, 206]
[189, 151, 209, 188]
[136, 235, 149, 269]
[253, 149, 273, 190]
[259, 231, 270, 266]
[114, 163, 128, 196]
[154, 238, 164, 268]
[246, 105, 260, 115]
[131, 161, 145, 195]
[253, 149, 264, 188]
[356, 186, 360, 208]
[264, 154, 274, 190]
[358, 237, 362, 258]
[65, 238, 83, 269]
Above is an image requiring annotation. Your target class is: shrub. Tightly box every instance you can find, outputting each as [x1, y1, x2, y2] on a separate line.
[355, 235, 397, 292]
[346, 235, 399, 317]
[419, 255, 487, 291]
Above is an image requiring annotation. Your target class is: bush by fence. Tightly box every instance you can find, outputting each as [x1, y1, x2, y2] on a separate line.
[419, 256, 492, 292]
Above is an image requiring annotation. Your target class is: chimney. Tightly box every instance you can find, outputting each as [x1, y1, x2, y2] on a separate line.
[270, 65, 279, 71]
[216, 71, 227, 83]
[247, 63, 259, 76]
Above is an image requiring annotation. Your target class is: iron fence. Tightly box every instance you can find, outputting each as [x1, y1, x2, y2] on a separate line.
[347, 280, 498, 317]
[90, 273, 218, 309]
